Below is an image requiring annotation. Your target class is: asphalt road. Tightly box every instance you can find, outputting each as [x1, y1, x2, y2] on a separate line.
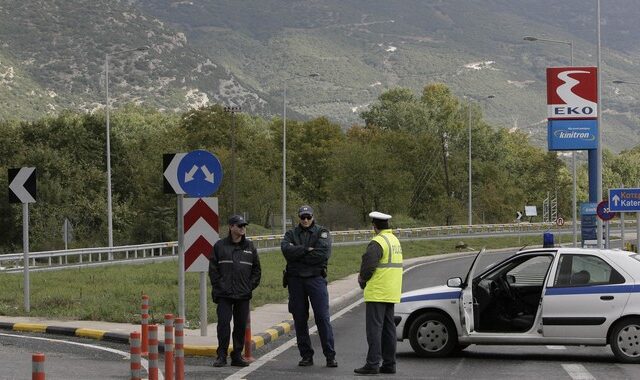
[232, 250, 640, 380]
[3, 248, 640, 379]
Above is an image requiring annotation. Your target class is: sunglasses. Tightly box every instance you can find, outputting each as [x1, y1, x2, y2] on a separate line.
[299, 215, 313, 220]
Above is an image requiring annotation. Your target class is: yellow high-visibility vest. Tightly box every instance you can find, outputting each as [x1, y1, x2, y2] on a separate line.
[363, 229, 403, 303]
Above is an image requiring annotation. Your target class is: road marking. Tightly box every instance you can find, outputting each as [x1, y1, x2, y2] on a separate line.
[0, 332, 160, 380]
[226, 297, 365, 379]
[227, 264, 425, 379]
[562, 363, 595, 380]
[546, 345, 567, 350]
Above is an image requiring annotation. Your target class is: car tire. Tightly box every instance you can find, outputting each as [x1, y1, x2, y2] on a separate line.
[408, 311, 458, 357]
[610, 317, 640, 363]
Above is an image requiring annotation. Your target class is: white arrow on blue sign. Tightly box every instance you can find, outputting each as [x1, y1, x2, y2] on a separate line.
[177, 150, 224, 197]
[609, 188, 640, 212]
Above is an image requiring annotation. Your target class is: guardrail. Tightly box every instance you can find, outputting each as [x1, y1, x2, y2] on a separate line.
[0, 242, 177, 272]
[1, 220, 636, 272]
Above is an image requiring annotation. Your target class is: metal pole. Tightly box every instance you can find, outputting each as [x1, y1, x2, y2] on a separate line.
[596, 0, 604, 248]
[106, 53, 113, 256]
[468, 103, 472, 226]
[570, 43, 578, 247]
[200, 272, 207, 336]
[621, 184, 625, 249]
[104, 46, 148, 253]
[282, 82, 287, 235]
[232, 111, 237, 214]
[23, 203, 30, 312]
[177, 195, 185, 319]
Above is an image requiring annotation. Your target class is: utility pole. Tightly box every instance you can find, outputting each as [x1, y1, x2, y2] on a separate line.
[224, 106, 241, 214]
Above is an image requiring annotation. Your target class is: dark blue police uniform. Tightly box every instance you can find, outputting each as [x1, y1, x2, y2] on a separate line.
[281, 210, 336, 366]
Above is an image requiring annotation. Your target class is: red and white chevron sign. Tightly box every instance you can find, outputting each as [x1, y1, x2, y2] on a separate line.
[182, 197, 219, 272]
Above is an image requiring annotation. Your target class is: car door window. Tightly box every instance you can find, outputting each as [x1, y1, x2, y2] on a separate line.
[553, 254, 625, 287]
[507, 256, 553, 286]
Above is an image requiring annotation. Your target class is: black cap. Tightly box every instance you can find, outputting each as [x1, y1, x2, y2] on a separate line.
[298, 205, 314, 216]
[228, 215, 248, 226]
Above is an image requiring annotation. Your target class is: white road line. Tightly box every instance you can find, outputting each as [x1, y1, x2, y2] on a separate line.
[562, 363, 595, 380]
[227, 265, 421, 379]
[226, 297, 365, 379]
[0, 332, 160, 380]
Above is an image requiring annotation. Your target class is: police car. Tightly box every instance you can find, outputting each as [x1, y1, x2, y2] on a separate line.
[395, 247, 640, 363]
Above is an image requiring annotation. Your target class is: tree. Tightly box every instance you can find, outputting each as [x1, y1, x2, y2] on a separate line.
[329, 127, 412, 223]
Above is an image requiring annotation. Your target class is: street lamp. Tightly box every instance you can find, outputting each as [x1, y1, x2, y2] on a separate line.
[465, 95, 494, 226]
[224, 106, 241, 214]
[282, 73, 319, 235]
[105, 46, 148, 251]
[612, 79, 640, 252]
[523, 35, 579, 248]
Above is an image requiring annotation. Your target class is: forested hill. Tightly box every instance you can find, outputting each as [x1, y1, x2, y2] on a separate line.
[1, 1, 640, 150]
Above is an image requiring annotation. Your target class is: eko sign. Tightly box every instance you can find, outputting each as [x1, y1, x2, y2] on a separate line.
[546, 66, 598, 151]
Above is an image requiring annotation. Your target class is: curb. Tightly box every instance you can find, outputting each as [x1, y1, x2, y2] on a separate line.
[0, 321, 130, 344]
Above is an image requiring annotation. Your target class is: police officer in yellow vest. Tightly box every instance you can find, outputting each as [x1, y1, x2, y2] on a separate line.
[354, 211, 403, 375]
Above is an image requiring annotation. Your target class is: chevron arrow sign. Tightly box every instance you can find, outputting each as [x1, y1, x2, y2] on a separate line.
[163, 153, 187, 194]
[182, 197, 219, 272]
[8, 167, 36, 204]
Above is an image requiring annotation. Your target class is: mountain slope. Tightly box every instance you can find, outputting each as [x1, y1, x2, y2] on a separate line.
[1, 0, 639, 151]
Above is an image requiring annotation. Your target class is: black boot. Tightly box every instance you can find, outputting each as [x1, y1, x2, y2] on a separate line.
[354, 365, 379, 375]
[213, 356, 227, 367]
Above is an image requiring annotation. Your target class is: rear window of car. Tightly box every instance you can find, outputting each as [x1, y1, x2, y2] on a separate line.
[553, 254, 625, 287]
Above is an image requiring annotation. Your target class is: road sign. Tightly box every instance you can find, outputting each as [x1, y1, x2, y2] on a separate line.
[8, 167, 36, 203]
[183, 197, 219, 272]
[177, 150, 223, 197]
[163, 153, 187, 194]
[556, 217, 565, 226]
[596, 200, 616, 221]
[609, 188, 640, 212]
[516, 211, 523, 221]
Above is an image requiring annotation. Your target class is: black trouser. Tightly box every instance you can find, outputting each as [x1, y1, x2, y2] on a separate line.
[287, 276, 336, 360]
[216, 297, 250, 359]
[365, 302, 396, 368]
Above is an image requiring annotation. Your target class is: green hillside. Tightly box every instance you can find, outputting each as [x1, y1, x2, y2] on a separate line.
[1, 0, 640, 151]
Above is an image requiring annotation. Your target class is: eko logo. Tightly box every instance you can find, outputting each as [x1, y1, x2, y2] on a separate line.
[546, 67, 598, 120]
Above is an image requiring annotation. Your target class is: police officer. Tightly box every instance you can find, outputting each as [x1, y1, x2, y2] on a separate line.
[209, 215, 261, 367]
[354, 211, 403, 375]
[281, 205, 338, 368]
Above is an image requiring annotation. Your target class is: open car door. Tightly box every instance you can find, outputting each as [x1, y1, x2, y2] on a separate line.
[461, 248, 486, 334]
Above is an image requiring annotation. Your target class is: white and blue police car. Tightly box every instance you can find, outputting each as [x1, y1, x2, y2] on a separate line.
[395, 247, 640, 363]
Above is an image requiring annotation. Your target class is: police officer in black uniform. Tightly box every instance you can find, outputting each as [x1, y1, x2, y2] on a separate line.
[281, 205, 338, 368]
[209, 215, 261, 367]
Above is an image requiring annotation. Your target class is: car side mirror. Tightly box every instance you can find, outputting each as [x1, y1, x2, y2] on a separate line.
[506, 274, 516, 284]
[447, 277, 463, 288]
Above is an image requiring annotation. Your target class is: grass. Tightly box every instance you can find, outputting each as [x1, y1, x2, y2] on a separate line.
[0, 235, 541, 327]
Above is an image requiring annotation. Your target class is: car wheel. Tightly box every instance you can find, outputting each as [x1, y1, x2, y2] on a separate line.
[610, 317, 640, 363]
[408, 311, 458, 357]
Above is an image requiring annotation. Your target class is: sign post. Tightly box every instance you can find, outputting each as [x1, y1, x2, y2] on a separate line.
[546, 66, 599, 247]
[8, 167, 37, 312]
[596, 200, 616, 249]
[164, 150, 223, 335]
[609, 187, 640, 252]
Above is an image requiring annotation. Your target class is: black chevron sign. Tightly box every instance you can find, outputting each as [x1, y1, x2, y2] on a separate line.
[8, 167, 36, 204]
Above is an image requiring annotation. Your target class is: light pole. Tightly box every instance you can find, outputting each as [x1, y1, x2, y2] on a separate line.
[224, 106, 241, 214]
[612, 79, 640, 253]
[282, 73, 319, 235]
[105, 46, 148, 251]
[596, 0, 603, 248]
[465, 95, 494, 226]
[523, 35, 578, 247]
